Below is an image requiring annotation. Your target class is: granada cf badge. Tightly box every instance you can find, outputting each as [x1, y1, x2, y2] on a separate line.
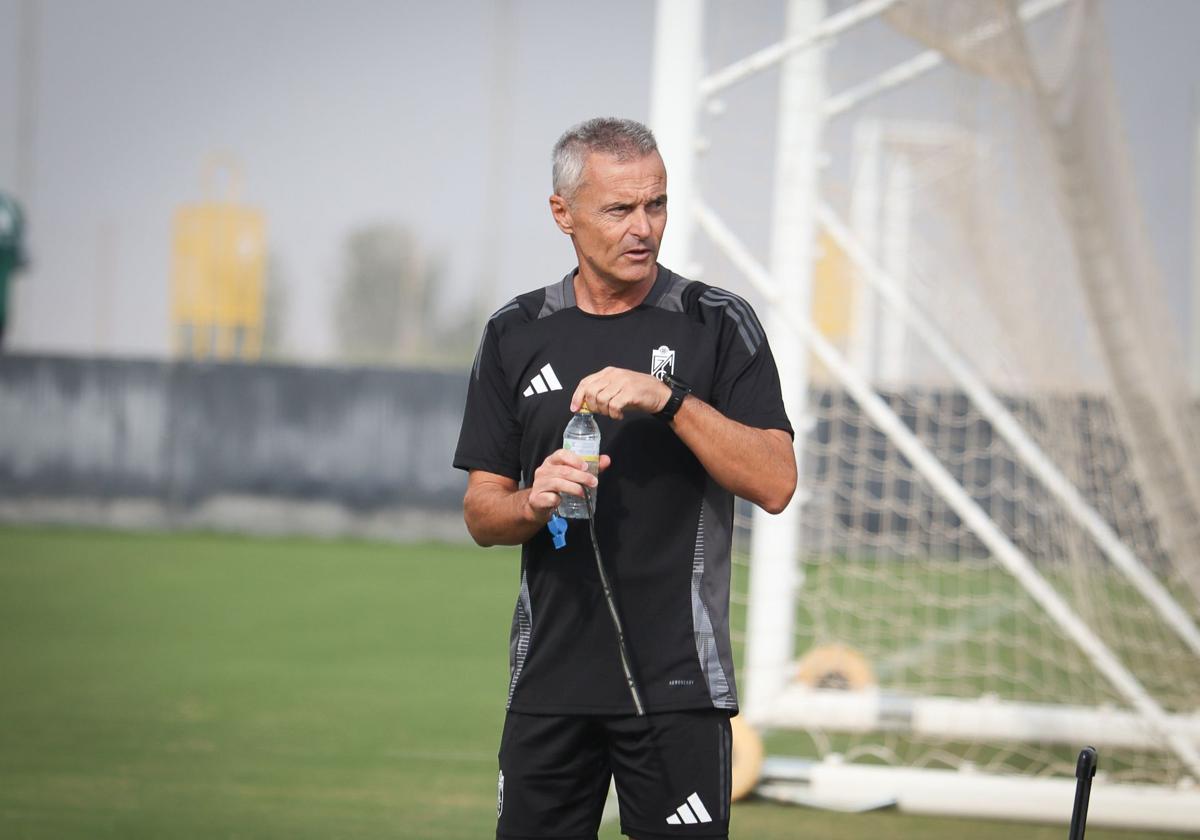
[651, 345, 675, 380]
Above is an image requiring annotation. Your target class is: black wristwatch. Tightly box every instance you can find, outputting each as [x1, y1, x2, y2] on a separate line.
[654, 373, 691, 422]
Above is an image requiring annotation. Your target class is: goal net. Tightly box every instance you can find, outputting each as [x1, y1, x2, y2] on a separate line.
[697, 0, 1200, 829]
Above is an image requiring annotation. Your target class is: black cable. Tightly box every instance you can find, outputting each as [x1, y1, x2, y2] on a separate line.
[583, 485, 646, 716]
[582, 487, 679, 813]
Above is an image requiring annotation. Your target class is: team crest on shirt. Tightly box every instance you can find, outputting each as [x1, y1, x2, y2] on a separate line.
[651, 345, 675, 380]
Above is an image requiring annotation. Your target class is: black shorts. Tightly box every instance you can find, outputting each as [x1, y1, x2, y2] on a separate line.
[496, 709, 732, 840]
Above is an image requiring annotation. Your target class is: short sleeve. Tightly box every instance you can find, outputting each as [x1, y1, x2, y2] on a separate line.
[453, 320, 523, 479]
[709, 297, 794, 438]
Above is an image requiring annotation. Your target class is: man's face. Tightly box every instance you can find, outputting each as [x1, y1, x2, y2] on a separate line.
[551, 151, 668, 286]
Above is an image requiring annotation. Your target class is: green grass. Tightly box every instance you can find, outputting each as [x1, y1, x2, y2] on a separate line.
[0, 526, 1194, 839]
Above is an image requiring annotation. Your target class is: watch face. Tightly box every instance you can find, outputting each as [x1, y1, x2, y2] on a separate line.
[664, 374, 689, 391]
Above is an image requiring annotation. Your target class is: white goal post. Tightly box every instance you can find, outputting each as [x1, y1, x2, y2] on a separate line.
[651, 0, 1200, 832]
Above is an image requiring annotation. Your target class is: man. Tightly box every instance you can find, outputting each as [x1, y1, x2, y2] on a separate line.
[454, 117, 796, 840]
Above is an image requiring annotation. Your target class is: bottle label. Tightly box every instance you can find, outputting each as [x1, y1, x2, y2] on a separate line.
[564, 439, 600, 460]
[564, 440, 600, 478]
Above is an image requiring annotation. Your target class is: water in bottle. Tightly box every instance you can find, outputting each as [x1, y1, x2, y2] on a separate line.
[558, 406, 600, 519]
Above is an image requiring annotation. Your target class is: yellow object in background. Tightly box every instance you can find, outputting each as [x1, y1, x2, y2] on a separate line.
[171, 158, 265, 360]
[810, 230, 855, 381]
[812, 230, 853, 339]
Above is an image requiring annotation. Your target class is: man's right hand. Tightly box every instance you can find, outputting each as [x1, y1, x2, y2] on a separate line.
[524, 449, 612, 524]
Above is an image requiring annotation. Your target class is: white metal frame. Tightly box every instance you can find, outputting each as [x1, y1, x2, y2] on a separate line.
[650, 0, 1200, 825]
[766, 686, 1200, 750]
[1193, 95, 1200, 395]
[745, 0, 826, 725]
[758, 757, 1200, 833]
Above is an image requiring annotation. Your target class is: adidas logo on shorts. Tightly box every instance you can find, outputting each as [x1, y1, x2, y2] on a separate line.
[665, 792, 712, 825]
[522, 363, 563, 397]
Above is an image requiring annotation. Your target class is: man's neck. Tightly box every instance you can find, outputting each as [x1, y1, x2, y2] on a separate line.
[574, 263, 658, 315]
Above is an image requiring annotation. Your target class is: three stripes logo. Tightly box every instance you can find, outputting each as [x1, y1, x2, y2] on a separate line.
[665, 792, 712, 825]
[522, 363, 563, 397]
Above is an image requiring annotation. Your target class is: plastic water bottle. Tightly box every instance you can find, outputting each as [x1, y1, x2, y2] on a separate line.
[558, 406, 600, 519]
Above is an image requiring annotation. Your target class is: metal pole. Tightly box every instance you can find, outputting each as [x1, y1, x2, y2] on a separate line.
[650, 0, 704, 275]
[1192, 85, 1200, 396]
[744, 0, 826, 725]
[15, 0, 38, 204]
[848, 119, 882, 379]
[478, 0, 514, 324]
[10, 0, 39, 347]
[878, 149, 911, 385]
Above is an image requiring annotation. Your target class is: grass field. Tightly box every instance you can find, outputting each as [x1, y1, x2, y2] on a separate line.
[1, 526, 1194, 839]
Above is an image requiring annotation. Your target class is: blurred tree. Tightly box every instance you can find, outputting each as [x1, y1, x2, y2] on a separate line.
[0, 192, 28, 351]
[335, 223, 433, 365]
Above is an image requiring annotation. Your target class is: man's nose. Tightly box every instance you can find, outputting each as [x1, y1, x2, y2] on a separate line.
[628, 206, 651, 238]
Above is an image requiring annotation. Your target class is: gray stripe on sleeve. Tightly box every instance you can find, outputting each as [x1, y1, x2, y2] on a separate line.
[699, 291, 760, 356]
[473, 299, 521, 380]
[700, 290, 763, 352]
[701, 288, 766, 346]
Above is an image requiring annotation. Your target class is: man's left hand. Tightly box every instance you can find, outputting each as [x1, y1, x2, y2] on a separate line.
[571, 367, 671, 420]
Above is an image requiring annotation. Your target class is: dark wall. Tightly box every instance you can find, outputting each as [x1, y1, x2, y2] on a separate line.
[0, 355, 470, 534]
[0, 355, 1159, 559]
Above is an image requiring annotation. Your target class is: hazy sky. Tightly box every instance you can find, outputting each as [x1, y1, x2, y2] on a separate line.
[1, 0, 1197, 362]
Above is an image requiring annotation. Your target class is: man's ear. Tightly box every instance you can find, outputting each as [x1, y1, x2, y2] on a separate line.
[549, 194, 574, 235]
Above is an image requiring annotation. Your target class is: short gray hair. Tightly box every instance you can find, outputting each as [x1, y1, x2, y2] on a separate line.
[552, 117, 659, 200]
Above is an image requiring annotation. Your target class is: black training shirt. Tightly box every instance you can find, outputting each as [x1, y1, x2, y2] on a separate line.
[453, 265, 792, 715]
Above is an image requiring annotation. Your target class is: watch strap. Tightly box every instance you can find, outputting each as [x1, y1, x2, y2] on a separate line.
[654, 374, 691, 422]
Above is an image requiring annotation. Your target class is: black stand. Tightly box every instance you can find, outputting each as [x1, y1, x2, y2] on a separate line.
[1068, 746, 1098, 840]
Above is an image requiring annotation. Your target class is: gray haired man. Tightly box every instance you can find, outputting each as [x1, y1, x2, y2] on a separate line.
[454, 117, 796, 839]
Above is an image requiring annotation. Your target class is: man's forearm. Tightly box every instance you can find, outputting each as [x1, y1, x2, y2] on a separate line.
[463, 482, 545, 547]
[464, 454, 603, 547]
[669, 395, 796, 514]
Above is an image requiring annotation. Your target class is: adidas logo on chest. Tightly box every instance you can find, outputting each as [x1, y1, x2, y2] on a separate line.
[522, 363, 563, 397]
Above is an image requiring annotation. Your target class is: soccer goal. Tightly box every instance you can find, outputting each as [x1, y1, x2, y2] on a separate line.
[651, 0, 1200, 832]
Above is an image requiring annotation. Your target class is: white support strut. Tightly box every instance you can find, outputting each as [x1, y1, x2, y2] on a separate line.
[694, 198, 1200, 778]
[743, 0, 826, 727]
[698, 0, 897, 98]
[650, 0, 704, 274]
[818, 202, 1200, 657]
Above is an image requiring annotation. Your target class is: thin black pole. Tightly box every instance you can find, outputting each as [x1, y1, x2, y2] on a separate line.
[1068, 746, 1097, 840]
